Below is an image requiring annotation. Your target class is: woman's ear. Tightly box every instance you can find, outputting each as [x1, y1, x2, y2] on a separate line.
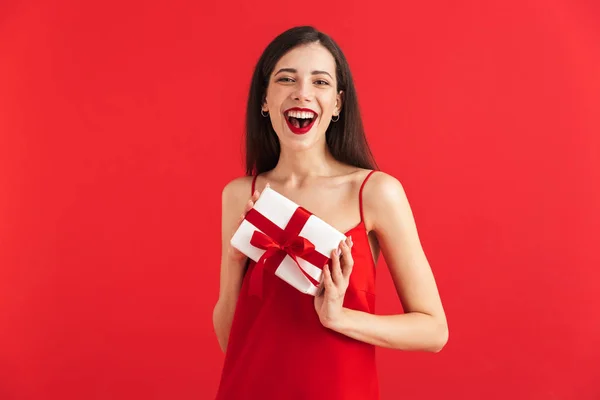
[334, 90, 344, 116]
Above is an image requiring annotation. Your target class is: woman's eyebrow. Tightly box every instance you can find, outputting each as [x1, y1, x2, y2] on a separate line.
[274, 68, 333, 79]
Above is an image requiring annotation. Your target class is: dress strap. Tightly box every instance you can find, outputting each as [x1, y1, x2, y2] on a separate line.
[251, 174, 258, 196]
[359, 170, 378, 222]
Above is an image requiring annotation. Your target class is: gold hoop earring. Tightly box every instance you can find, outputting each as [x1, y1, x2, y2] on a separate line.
[261, 110, 269, 117]
[331, 114, 340, 122]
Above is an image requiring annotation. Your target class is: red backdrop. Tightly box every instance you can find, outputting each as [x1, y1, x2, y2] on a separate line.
[1, 0, 599, 399]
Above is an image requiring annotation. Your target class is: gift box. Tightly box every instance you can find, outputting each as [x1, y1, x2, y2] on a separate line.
[230, 186, 347, 297]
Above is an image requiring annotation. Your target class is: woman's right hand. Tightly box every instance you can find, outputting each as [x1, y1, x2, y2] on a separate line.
[226, 183, 268, 263]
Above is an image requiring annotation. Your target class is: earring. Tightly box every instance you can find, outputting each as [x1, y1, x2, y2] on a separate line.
[261, 109, 269, 117]
[331, 114, 340, 122]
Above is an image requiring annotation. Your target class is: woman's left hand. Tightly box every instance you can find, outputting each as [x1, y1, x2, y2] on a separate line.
[314, 236, 354, 329]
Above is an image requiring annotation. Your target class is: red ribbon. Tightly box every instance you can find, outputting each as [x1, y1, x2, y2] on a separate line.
[244, 206, 329, 298]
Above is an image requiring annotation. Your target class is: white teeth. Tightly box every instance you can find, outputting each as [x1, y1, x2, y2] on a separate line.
[286, 110, 316, 119]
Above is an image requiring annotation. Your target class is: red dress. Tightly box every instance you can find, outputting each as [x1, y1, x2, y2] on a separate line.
[216, 170, 379, 400]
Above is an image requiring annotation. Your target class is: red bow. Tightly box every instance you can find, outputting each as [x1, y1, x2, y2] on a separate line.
[244, 207, 328, 298]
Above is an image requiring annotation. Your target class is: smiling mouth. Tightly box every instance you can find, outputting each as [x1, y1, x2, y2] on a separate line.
[283, 109, 318, 135]
[285, 113, 316, 128]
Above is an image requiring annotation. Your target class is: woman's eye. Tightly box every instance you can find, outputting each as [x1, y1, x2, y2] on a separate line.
[277, 77, 294, 83]
[315, 80, 329, 86]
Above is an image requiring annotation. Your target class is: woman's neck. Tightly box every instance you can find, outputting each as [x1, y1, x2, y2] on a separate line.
[268, 144, 342, 186]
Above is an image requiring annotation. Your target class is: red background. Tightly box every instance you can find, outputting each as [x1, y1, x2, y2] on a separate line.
[1, 0, 599, 399]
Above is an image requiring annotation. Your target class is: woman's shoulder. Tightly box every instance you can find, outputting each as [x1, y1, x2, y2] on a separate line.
[350, 168, 402, 193]
[359, 169, 410, 228]
[360, 169, 403, 193]
[221, 175, 254, 207]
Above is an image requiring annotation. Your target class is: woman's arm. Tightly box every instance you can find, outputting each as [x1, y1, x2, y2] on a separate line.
[318, 172, 448, 352]
[328, 308, 447, 352]
[212, 177, 258, 352]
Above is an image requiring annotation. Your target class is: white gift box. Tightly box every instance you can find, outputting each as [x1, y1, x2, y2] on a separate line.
[230, 186, 347, 296]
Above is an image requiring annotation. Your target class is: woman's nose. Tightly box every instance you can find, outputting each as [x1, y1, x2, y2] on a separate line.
[292, 80, 314, 102]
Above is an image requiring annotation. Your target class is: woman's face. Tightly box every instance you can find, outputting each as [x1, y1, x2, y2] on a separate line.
[262, 43, 343, 150]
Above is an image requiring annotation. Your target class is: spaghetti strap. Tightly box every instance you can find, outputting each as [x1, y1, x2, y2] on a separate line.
[359, 170, 377, 222]
[251, 174, 258, 196]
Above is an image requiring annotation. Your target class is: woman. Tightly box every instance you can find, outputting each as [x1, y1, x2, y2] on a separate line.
[213, 26, 448, 399]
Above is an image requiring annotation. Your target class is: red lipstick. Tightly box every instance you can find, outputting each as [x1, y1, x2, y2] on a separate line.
[284, 107, 318, 135]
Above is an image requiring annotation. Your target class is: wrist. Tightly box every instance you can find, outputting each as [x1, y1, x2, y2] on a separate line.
[324, 307, 351, 333]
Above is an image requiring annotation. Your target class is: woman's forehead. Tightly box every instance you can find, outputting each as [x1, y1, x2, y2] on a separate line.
[273, 43, 336, 75]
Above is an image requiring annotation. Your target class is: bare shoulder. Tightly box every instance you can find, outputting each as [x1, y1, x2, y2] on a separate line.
[222, 175, 254, 207]
[361, 171, 412, 232]
[362, 170, 406, 199]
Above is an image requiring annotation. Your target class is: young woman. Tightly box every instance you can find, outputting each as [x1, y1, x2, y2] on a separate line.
[213, 26, 448, 399]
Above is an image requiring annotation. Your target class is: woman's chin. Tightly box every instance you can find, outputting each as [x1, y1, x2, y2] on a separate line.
[274, 122, 325, 149]
[281, 133, 325, 152]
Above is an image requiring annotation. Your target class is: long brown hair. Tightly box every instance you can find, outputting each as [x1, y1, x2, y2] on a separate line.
[245, 26, 378, 176]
